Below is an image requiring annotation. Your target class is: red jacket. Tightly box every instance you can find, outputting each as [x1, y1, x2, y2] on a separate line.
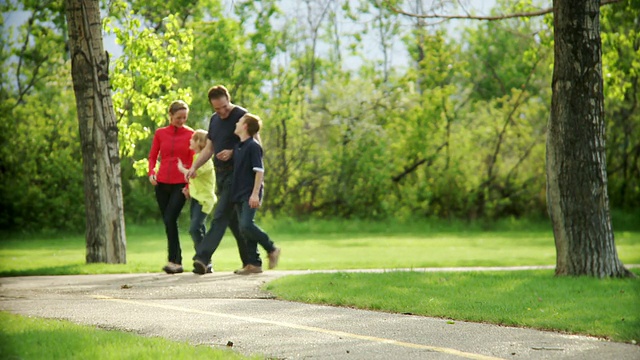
[148, 125, 195, 184]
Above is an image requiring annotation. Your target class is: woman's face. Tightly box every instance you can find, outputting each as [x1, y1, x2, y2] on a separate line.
[170, 109, 188, 127]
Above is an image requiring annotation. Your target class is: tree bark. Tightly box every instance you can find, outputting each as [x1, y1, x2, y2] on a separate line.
[547, 0, 631, 277]
[65, 0, 127, 263]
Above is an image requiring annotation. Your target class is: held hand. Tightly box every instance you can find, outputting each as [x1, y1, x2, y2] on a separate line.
[186, 168, 197, 179]
[249, 194, 260, 209]
[182, 186, 190, 199]
[149, 175, 157, 186]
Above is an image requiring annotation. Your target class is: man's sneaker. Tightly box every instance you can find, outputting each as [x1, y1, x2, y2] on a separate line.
[163, 263, 183, 274]
[192, 259, 207, 275]
[233, 264, 248, 274]
[234, 264, 263, 275]
[268, 248, 281, 269]
[206, 263, 213, 273]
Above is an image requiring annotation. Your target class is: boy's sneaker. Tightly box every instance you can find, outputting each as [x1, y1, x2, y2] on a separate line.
[206, 263, 213, 273]
[192, 259, 207, 275]
[268, 248, 281, 269]
[234, 264, 263, 275]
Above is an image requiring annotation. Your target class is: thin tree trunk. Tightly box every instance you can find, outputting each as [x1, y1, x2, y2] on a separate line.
[547, 0, 631, 277]
[65, 0, 126, 263]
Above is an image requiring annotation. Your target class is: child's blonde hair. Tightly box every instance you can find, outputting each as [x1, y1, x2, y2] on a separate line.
[192, 129, 208, 151]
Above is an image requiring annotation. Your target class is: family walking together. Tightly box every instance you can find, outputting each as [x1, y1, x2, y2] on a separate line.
[148, 85, 280, 275]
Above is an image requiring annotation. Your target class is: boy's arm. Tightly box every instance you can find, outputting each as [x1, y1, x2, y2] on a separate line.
[249, 170, 264, 209]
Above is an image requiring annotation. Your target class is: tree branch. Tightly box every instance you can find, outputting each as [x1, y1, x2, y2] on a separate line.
[392, 142, 447, 183]
[387, 0, 621, 21]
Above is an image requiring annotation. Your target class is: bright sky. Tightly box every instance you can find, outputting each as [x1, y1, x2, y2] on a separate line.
[5, 0, 521, 69]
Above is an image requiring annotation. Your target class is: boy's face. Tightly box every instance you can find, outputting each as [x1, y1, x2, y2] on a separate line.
[234, 117, 246, 136]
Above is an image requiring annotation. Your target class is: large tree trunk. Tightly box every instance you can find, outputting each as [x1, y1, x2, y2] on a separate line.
[65, 0, 127, 263]
[547, 0, 631, 277]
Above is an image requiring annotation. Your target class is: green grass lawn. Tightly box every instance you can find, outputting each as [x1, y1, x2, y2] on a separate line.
[1, 217, 639, 351]
[1, 217, 639, 276]
[265, 269, 640, 343]
[0, 312, 257, 360]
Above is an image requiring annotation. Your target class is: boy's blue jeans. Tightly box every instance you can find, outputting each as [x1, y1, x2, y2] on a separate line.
[235, 201, 276, 267]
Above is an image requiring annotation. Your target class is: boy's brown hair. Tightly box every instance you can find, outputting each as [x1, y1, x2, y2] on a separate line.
[207, 85, 231, 102]
[242, 113, 262, 136]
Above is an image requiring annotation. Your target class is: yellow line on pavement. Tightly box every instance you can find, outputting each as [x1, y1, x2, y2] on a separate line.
[92, 295, 504, 360]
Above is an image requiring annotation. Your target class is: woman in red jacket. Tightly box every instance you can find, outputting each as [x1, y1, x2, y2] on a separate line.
[148, 100, 195, 274]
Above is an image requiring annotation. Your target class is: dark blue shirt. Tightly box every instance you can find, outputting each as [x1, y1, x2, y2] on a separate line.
[231, 137, 264, 202]
[206, 106, 247, 170]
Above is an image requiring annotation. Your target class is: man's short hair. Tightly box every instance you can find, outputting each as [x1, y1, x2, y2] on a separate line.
[207, 85, 231, 102]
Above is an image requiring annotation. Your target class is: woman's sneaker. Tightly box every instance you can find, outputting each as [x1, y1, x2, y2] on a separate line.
[162, 263, 183, 274]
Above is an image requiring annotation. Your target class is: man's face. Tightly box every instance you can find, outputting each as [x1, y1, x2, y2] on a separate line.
[210, 97, 232, 119]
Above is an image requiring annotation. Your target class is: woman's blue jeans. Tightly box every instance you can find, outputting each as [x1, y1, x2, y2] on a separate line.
[155, 183, 187, 264]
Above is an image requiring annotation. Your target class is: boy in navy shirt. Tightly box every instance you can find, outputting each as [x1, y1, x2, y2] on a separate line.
[231, 113, 281, 274]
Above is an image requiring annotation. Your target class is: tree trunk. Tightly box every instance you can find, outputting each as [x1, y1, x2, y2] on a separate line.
[547, 0, 631, 277]
[65, 0, 127, 263]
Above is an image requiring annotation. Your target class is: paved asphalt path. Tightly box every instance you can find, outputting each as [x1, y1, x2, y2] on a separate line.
[1, 267, 638, 360]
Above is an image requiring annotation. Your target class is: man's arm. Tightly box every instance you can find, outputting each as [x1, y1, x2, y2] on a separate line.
[187, 139, 213, 179]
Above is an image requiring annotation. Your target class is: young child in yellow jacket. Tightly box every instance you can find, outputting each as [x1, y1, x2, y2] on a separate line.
[178, 130, 217, 273]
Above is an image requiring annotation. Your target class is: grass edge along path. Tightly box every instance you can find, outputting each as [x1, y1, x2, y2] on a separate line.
[0, 312, 259, 360]
[265, 269, 640, 344]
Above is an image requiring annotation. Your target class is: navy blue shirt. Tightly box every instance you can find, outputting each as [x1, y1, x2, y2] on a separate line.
[231, 137, 264, 202]
[206, 106, 247, 170]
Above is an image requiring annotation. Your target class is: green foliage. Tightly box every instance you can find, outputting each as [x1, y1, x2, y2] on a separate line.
[601, 0, 640, 210]
[105, 3, 194, 172]
[460, 0, 551, 101]
[2, 0, 637, 230]
[0, 1, 85, 231]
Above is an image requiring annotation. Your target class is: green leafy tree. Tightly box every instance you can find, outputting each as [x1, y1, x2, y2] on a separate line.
[0, 0, 86, 231]
[601, 0, 640, 211]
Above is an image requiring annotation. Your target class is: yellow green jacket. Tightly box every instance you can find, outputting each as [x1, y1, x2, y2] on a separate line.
[190, 154, 217, 214]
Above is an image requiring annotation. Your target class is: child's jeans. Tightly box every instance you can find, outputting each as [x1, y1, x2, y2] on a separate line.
[189, 199, 208, 254]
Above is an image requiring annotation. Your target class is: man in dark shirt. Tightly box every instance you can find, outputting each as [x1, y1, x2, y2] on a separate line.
[230, 113, 280, 275]
[187, 85, 259, 274]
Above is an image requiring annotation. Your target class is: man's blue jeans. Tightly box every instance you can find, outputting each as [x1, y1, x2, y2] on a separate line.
[235, 200, 276, 267]
[194, 170, 257, 266]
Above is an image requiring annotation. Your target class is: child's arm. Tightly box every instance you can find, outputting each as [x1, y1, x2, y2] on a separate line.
[177, 158, 188, 175]
[249, 170, 263, 209]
